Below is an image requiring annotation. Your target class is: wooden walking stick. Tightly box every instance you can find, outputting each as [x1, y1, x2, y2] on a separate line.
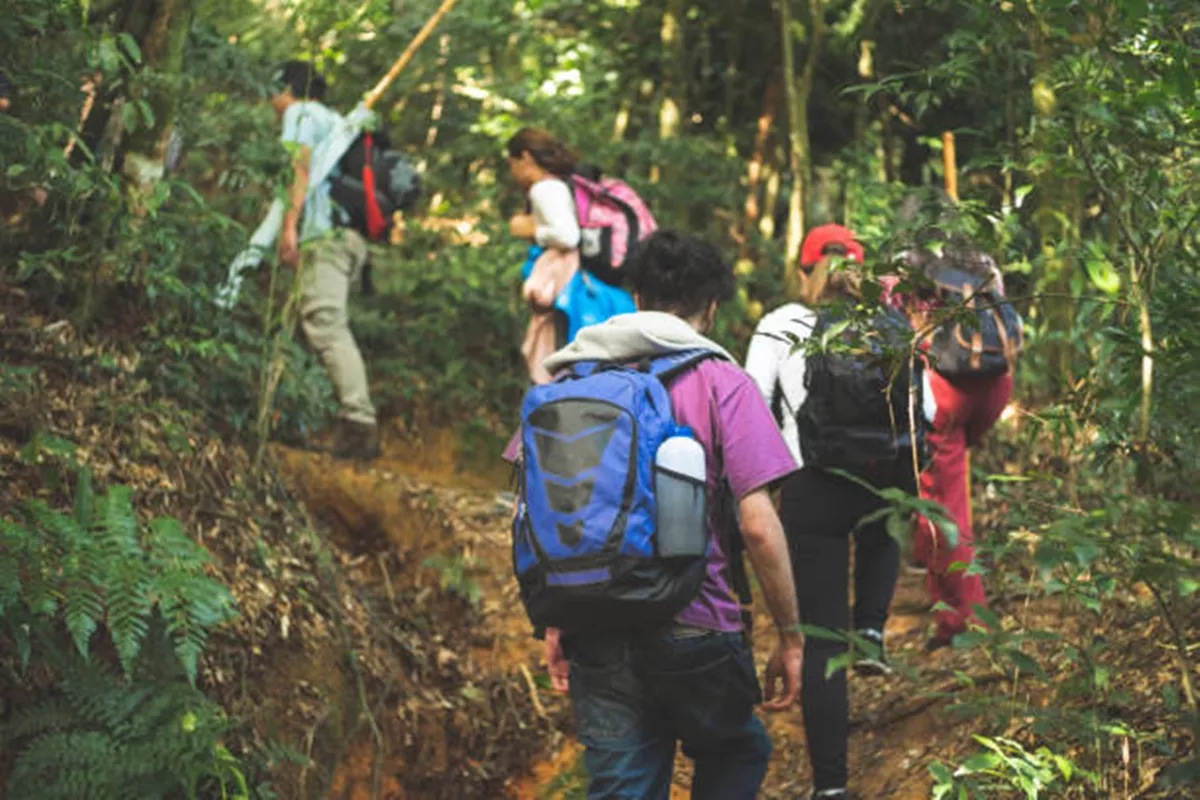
[364, 0, 463, 110]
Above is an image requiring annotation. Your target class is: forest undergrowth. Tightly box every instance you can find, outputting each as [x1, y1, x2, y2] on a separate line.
[2, 0, 1197, 797]
[3, 279, 1197, 798]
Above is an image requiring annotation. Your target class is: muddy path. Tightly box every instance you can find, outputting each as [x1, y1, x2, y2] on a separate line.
[274, 427, 1014, 799]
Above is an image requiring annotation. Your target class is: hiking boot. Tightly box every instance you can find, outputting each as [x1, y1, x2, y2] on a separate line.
[925, 634, 953, 653]
[330, 419, 381, 462]
[852, 628, 892, 677]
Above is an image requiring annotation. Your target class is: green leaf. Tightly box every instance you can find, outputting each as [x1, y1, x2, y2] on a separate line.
[13, 623, 31, 671]
[1162, 682, 1180, 712]
[799, 624, 848, 643]
[117, 32, 142, 64]
[974, 606, 1002, 631]
[824, 651, 854, 679]
[885, 510, 911, 544]
[959, 751, 1000, 773]
[1085, 256, 1121, 296]
[1005, 648, 1045, 679]
[952, 631, 988, 650]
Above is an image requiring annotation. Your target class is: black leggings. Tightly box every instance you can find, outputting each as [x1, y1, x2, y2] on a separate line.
[780, 466, 915, 792]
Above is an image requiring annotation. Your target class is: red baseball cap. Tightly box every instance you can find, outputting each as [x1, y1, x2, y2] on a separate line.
[799, 224, 864, 270]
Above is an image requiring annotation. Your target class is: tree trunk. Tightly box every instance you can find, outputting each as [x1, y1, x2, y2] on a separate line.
[424, 34, 451, 149]
[119, 0, 194, 193]
[779, 0, 824, 297]
[78, 0, 192, 331]
[1028, 37, 1080, 392]
[759, 147, 784, 241]
[651, 0, 685, 184]
[739, 73, 781, 261]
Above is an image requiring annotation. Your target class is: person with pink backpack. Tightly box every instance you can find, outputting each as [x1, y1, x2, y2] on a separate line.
[505, 127, 655, 384]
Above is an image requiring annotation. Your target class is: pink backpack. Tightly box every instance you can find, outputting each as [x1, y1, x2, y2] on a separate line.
[570, 173, 658, 283]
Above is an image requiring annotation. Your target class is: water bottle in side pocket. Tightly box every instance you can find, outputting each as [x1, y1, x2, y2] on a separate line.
[655, 426, 708, 558]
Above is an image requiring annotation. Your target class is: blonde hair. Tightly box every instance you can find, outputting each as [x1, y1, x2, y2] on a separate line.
[799, 252, 862, 307]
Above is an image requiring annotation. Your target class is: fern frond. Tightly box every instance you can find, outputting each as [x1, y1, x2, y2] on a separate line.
[7, 730, 121, 798]
[64, 579, 103, 658]
[0, 532, 24, 616]
[0, 697, 77, 747]
[72, 465, 94, 527]
[146, 516, 212, 570]
[104, 556, 152, 676]
[98, 484, 141, 559]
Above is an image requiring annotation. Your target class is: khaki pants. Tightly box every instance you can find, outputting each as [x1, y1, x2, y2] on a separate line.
[300, 229, 376, 426]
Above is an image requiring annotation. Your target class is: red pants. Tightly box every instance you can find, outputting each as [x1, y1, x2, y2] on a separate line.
[913, 370, 1013, 641]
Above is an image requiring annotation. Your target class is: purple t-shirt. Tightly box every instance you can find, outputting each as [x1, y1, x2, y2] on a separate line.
[668, 359, 798, 631]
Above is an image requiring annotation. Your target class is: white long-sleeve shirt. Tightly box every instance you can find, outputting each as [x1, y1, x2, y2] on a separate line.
[744, 302, 938, 468]
[529, 178, 580, 251]
[743, 303, 818, 466]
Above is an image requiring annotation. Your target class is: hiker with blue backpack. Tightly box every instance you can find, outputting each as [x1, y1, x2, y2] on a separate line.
[505, 127, 649, 384]
[745, 224, 927, 800]
[511, 230, 803, 799]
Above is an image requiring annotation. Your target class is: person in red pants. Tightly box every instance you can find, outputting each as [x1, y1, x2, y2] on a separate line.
[886, 230, 1021, 650]
[912, 370, 1012, 648]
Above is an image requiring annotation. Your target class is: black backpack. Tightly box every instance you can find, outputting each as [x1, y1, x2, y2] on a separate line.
[330, 130, 422, 242]
[797, 307, 928, 476]
[926, 265, 1023, 379]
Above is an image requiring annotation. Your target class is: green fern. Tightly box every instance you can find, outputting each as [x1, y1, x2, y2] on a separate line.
[0, 477, 248, 796]
[0, 475, 239, 678]
[146, 516, 237, 683]
[5, 659, 242, 799]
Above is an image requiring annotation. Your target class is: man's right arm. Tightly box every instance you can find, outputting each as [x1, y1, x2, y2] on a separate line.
[739, 488, 800, 639]
[278, 107, 313, 267]
[739, 487, 803, 710]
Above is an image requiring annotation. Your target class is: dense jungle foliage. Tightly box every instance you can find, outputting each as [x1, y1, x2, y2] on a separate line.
[0, 0, 1197, 797]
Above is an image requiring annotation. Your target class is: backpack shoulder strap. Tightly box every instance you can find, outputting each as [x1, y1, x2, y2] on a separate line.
[647, 349, 725, 386]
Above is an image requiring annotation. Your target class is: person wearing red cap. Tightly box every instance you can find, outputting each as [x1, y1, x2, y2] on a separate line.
[799, 223, 866, 269]
[745, 224, 922, 800]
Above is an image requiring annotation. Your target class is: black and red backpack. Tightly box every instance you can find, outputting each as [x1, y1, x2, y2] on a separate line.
[330, 128, 422, 242]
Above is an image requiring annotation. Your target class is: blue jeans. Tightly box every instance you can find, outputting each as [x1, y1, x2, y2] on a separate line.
[563, 629, 771, 800]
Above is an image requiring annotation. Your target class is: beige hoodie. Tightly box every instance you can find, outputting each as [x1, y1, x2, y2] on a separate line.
[542, 311, 734, 374]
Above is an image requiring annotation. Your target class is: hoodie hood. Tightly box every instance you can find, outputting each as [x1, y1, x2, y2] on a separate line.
[542, 311, 734, 373]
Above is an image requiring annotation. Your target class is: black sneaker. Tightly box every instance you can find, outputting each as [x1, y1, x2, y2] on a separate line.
[812, 789, 855, 800]
[852, 628, 892, 677]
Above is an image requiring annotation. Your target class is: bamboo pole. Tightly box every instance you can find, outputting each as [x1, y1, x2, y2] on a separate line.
[364, 0, 463, 110]
[942, 131, 959, 203]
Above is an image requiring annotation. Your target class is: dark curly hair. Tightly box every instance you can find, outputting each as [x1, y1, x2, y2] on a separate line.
[623, 230, 736, 319]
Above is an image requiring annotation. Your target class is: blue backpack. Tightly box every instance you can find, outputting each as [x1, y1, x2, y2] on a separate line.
[512, 349, 719, 632]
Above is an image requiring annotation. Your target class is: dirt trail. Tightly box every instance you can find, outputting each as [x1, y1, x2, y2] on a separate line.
[276, 426, 997, 799]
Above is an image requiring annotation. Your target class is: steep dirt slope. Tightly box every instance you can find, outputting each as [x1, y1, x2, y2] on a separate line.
[277, 432, 997, 799]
